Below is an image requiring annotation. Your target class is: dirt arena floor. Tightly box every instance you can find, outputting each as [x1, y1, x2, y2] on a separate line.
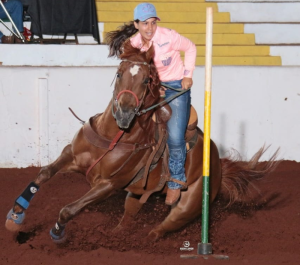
[1, 160, 299, 265]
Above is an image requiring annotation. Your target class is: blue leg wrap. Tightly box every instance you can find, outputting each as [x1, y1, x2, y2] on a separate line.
[6, 208, 25, 225]
[15, 182, 39, 210]
[50, 222, 66, 243]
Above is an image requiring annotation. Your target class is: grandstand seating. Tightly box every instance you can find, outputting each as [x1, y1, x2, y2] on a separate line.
[95, 0, 282, 66]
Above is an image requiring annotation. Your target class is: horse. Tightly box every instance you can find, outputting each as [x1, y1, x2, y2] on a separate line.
[5, 41, 278, 243]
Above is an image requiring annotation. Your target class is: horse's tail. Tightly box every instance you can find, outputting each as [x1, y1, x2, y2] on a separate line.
[219, 146, 280, 206]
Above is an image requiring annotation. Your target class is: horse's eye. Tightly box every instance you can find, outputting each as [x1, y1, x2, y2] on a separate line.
[116, 73, 121, 78]
[144, 78, 149, 84]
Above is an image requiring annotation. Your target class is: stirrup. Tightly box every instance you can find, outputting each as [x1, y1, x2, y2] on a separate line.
[168, 178, 187, 189]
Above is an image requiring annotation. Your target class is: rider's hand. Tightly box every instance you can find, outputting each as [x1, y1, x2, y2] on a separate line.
[159, 86, 167, 97]
[181, 77, 193, 90]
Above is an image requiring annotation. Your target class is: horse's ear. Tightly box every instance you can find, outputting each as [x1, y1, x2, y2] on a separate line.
[146, 44, 155, 63]
[120, 40, 140, 59]
[120, 40, 132, 57]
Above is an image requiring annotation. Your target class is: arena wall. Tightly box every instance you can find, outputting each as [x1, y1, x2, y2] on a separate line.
[0, 45, 299, 167]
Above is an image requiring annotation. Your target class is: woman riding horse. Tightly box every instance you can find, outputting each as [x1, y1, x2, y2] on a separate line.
[106, 2, 197, 205]
[5, 20, 278, 244]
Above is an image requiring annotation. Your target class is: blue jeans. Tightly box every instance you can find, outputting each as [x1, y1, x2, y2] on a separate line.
[162, 80, 191, 189]
[0, 0, 23, 39]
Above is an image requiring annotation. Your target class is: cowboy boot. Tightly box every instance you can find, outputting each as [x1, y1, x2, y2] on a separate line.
[165, 188, 181, 205]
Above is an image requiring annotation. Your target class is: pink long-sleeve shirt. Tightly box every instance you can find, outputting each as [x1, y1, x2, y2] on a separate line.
[130, 26, 196, 82]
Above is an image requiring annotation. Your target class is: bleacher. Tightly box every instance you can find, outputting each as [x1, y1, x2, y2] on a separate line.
[1, 0, 299, 66]
[96, 0, 282, 66]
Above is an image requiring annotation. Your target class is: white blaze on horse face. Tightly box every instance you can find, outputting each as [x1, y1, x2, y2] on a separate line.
[130, 65, 140, 77]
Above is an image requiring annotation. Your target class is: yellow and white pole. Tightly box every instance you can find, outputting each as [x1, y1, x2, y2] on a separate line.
[198, 7, 213, 255]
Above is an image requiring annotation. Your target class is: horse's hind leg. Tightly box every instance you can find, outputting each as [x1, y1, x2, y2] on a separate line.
[147, 178, 204, 241]
[5, 144, 74, 232]
[148, 167, 222, 240]
[113, 192, 143, 231]
[49, 181, 115, 243]
[146, 140, 222, 241]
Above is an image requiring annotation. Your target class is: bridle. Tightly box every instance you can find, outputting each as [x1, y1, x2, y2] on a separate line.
[111, 59, 151, 118]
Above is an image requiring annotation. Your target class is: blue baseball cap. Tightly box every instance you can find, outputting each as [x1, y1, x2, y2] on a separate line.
[134, 3, 160, 22]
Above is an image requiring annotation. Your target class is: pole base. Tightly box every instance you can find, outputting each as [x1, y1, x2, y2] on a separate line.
[181, 243, 229, 260]
[197, 242, 212, 255]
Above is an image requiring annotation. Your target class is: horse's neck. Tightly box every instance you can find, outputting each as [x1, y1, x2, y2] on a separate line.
[93, 106, 119, 138]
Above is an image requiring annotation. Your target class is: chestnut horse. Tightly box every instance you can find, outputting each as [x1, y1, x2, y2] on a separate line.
[5, 42, 278, 243]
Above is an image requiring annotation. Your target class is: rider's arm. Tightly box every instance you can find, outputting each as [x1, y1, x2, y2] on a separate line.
[170, 30, 197, 79]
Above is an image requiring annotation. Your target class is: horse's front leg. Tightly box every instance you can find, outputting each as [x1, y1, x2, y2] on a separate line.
[113, 192, 143, 232]
[50, 180, 115, 243]
[5, 144, 75, 232]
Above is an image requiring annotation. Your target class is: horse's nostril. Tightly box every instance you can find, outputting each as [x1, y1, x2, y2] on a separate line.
[122, 110, 134, 119]
[128, 112, 135, 121]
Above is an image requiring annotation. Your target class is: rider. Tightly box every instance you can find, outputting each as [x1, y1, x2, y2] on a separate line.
[0, 0, 24, 43]
[106, 3, 197, 205]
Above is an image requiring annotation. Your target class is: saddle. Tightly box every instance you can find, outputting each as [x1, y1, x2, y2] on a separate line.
[152, 104, 198, 151]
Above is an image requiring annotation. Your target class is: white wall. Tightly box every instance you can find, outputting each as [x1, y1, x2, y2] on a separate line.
[271, 47, 300, 66]
[244, 24, 300, 45]
[0, 67, 114, 167]
[0, 45, 118, 66]
[0, 64, 299, 168]
[218, 3, 300, 22]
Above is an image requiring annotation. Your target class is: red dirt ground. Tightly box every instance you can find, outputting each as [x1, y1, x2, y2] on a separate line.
[1, 160, 300, 265]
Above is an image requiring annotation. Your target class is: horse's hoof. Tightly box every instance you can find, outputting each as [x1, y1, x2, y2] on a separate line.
[112, 224, 123, 233]
[5, 209, 25, 232]
[5, 219, 22, 232]
[147, 229, 164, 242]
[50, 228, 66, 244]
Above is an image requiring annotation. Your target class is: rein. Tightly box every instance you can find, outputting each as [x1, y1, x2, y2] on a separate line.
[136, 85, 191, 116]
[85, 130, 124, 177]
[68, 107, 85, 124]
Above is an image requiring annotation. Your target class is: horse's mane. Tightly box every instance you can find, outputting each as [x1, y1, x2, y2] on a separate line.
[120, 41, 161, 123]
[105, 21, 138, 58]
[119, 40, 144, 61]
